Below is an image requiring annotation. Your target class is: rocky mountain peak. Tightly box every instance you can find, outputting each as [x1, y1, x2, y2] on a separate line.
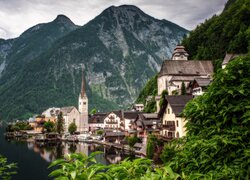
[54, 14, 73, 23]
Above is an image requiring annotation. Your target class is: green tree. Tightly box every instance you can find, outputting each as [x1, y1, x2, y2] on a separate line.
[43, 121, 55, 133]
[0, 155, 17, 179]
[90, 108, 97, 115]
[56, 112, 64, 135]
[96, 130, 103, 135]
[159, 90, 168, 108]
[126, 136, 139, 148]
[68, 122, 77, 135]
[181, 81, 186, 95]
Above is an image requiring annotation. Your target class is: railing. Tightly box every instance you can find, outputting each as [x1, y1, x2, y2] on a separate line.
[162, 124, 175, 131]
[105, 121, 118, 124]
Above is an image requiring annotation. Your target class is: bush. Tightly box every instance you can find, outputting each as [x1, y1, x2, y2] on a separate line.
[68, 122, 77, 135]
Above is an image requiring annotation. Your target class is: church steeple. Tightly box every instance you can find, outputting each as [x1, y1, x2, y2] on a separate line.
[79, 70, 88, 115]
[80, 71, 86, 98]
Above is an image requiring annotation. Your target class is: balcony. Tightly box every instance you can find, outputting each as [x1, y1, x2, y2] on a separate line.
[105, 121, 118, 124]
[162, 124, 175, 131]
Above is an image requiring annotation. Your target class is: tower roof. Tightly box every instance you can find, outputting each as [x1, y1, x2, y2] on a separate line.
[80, 70, 86, 98]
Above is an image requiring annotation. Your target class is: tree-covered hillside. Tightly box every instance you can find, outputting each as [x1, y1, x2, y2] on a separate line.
[182, 0, 250, 67]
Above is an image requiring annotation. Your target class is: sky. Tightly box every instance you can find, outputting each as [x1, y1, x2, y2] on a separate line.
[0, 0, 228, 39]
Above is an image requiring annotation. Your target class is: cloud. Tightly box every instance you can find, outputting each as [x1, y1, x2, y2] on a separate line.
[0, 0, 227, 39]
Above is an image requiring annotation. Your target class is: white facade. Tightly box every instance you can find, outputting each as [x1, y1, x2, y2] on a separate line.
[160, 103, 187, 138]
[62, 107, 80, 133]
[42, 107, 60, 118]
[104, 112, 121, 129]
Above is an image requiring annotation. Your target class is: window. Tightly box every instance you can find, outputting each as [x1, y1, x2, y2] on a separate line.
[83, 102, 86, 105]
[177, 85, 179, 88]
[176, 120, 179, 127]
[176, 132, 179, 138]
[168, 131, 175, 138]
[168, 108, 170, 114]
[79, 102, 81, 105]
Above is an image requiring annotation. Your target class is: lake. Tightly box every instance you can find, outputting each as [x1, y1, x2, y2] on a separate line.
[0, 127, 130, 180]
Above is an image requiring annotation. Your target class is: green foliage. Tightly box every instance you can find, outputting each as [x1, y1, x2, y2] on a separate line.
[6, 121, 33, 132]
[136, 75, 157, 105]
[161, 55, 250, 179]
[143, 99, 157, 113]
[43, 121, 55, 133]
[159, 90, 168, 108]
[146, 134, 158, 159]
[181, 81, 186, 95]
[68, 122, 77, 135]
[182, 0, 250, 69]
[49, 152, 181, 180]
[56, 112, 64, 135]
[96, 130, 103, 135]
[126, 136, 139, 148]
[90, 108, 97, 115]
[171, 90, 178, 95]
[0, 155, 17, 179]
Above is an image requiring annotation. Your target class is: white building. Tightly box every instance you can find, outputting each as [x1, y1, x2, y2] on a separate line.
[61, 106, 80, 133]
[158, 95, 192, 139]
[42, 107, 60, 118]
[133, 104, 144, 112]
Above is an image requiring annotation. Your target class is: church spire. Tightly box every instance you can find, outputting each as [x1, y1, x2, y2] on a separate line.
[80, 70, 86, 98]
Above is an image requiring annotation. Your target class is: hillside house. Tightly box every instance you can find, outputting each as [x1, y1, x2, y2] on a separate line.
[88, 113, 106, 131]
[188, 78, 212, 96]
[158, 95, 192, 140]
[130, 113, 160, 144]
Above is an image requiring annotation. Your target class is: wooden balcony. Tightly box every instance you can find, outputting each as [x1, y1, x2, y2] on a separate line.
[162, 124, 175, 131]
[105, 121, 118, 124]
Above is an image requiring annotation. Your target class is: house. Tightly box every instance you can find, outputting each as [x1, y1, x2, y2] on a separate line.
[222, 53, 240, 69]
[104, 111, 122, 130]
[60, 106, 80, 133]
[42, 107, 60, 118]
[158, 95, 193, 140]
[103, 131, 125, 143]
[188, 78, 212, 96]
[130, 113, 161, 144]
[123, 111, 142, 132]
[88, 113, 106, 131]
[157, 45, 213, 112]
[30, 116, 57, 133]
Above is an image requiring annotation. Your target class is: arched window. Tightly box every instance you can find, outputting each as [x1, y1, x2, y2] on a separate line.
[176, 120, 179, 127]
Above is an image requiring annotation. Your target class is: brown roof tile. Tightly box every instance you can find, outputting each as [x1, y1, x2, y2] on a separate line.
[159, 60, 214, 77]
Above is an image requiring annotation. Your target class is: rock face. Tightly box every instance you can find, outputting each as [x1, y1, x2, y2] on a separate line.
[0, 5, 188, 121]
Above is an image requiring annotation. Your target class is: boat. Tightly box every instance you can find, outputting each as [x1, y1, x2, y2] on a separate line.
[77, 134, 92, 142]
[66, 135, 79, 142]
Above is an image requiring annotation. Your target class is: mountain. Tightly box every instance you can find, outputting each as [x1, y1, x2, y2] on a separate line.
[182, 0, 250, 69]
[0, 5, 188, 121]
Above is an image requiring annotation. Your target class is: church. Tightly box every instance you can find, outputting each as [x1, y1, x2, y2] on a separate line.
[78, 71, 89, 132]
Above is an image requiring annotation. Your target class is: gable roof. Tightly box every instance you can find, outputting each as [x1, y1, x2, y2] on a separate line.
[60, 106, 77, 115]
[194, 78, 212, 87]
[159, 60, 213, 77]
[124, 111, 142, 119]
[88, 113, 107, 124]
[159, 95, 193, 117]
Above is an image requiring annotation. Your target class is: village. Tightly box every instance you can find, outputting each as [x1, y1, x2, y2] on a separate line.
[4, 45, 239, 156]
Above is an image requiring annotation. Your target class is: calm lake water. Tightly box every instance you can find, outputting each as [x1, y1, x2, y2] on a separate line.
[0, 127, 130, 180]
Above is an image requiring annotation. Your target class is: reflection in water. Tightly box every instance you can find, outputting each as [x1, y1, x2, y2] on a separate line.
[26, 141, 128, 164]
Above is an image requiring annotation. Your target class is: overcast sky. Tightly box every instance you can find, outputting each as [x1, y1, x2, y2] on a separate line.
[0, 0, 227, 39]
